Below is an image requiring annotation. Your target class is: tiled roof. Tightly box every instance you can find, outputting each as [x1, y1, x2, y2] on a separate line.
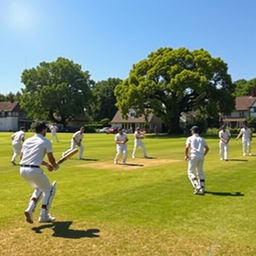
[236, 96, 256, 110]
[0, 101, 19, 112]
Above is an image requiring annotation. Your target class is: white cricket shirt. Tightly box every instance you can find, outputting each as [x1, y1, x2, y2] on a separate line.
[12, 130, 25, 143]
[186, 134, 207, 158]
[134, 131, 143, 140]
[240, 128, 252, 141]
[20, 134, 52, 165]
[219, 130, 231, 142]
[115, 133, 128, 145]
[72, 131, 83, 142]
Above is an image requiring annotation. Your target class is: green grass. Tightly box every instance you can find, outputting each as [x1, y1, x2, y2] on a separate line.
[1, 132, 256, 255]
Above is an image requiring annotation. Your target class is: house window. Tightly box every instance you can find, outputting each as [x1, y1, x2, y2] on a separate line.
[250, 107, 256, 113]
[239, 112, 244, 117]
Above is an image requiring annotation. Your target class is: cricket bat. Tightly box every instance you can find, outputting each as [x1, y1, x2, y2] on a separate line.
[57, 148, 78, 165]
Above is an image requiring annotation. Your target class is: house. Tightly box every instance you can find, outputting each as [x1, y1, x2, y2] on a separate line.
[110, 110, 163, 133]
[0, 101, 32, 131]
[222, 96, 256, 128]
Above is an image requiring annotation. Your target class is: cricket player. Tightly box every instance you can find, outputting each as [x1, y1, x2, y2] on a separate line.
[62, 127, 85, 159]
[219, 124, 231, 161]
[132, 127, 148, 158]
[49, 123, 59, 142]
[20, 121, 59, 223]
[236, 122, 252, 156]
[11, 127, 26, 165]
[114, 128, 129, 164]
[185, 126, 209, 195]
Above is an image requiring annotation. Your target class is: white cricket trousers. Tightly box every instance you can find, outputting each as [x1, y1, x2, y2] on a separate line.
[187, 156, 205, 190]
[20, 167, 56, 213]
[11, 142, 22, 162]
[132, 140, 147, 158]
[219, 141, 229, 160]
[63, 140, 84, 159]
[242, 139, 251, 155]
[51, 132, 59, 142]
[114, 145, 128, 163]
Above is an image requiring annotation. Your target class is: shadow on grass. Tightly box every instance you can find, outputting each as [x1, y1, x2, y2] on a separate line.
[134, 156, 157, 159]
[205, 191, 244, 196]
[79, 158, 99, 161]
[31, 221, 100, 239]
[228, 159, 248, 162]
[121, 163, 144, 167]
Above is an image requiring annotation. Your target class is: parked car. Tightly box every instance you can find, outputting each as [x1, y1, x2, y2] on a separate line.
[99, 127, 119, 134]
[99, 127, 110, 133]
[106, 127, 119, 134]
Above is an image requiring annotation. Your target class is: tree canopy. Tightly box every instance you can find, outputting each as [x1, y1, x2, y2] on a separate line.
[234, 78, 256, 96]
[20, 57, 93, 125]
[89, 78, 122, 122]
[115, 47, 235, 133]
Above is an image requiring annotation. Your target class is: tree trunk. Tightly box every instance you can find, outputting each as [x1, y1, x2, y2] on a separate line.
[166, 110, 182, 134]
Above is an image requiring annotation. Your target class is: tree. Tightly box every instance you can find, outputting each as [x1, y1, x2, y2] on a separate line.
[20, 57, 94, 125]
[115, 47, 235, 133]
[234, 78, 256, 96]
[89, 78, 122, 121]
[0, 92, 21, 102]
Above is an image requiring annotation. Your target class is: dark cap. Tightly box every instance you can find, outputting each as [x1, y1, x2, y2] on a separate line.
[190, 126, 199, 132]
[35, 121, 48, 133]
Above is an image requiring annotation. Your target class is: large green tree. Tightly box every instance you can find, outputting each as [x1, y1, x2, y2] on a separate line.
[115, 47, 235, 133]
[20, 57, 94, 125]
[234, 78, 256, 96]
[89, 78, 122, 121]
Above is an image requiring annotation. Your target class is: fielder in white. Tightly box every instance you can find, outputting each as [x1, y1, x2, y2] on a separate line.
[236, 123, 252, 156]
[20, 121, 59, 224]
[132, 127, 148, 158]
[185, 126, 209, 195]
[219, 124, 231, 161]
[49, 123, 59, 142]
[63, 127, 85, 159]
[11, 127, 26, 165]
[114, 128, 129, 164]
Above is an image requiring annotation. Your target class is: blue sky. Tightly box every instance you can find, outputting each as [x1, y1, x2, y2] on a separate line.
[0, 0, 255, 94]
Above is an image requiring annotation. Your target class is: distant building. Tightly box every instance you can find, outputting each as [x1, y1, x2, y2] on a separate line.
[222, 96, 256, 128]
[0, 101, 32, 131]
[110, 110, 163, 133]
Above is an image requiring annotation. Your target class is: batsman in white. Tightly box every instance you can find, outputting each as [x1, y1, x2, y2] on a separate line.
[185, 126, 209, 195]
[62, 127, 85, 160]
[218, 124, 231, 161]
[236, 122, 252, 156]
[132, 127, 148, 158]
[49, 123, 59, 142]
[114, 127, 129, 164]
[11, 126, 26, 165]
[20, 121, 59, 224]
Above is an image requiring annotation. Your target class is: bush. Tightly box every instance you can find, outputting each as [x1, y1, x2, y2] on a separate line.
[184, 115, 208, 134]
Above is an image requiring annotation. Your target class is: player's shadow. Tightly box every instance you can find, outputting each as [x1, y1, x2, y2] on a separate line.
[122, 163, 144, 167]
[31, 221, 100, 239]
[134, 156, 157, 159]
[80, 158, 99, 161]
[205, 191, 244, 196]
[228, 159, 248, 162]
